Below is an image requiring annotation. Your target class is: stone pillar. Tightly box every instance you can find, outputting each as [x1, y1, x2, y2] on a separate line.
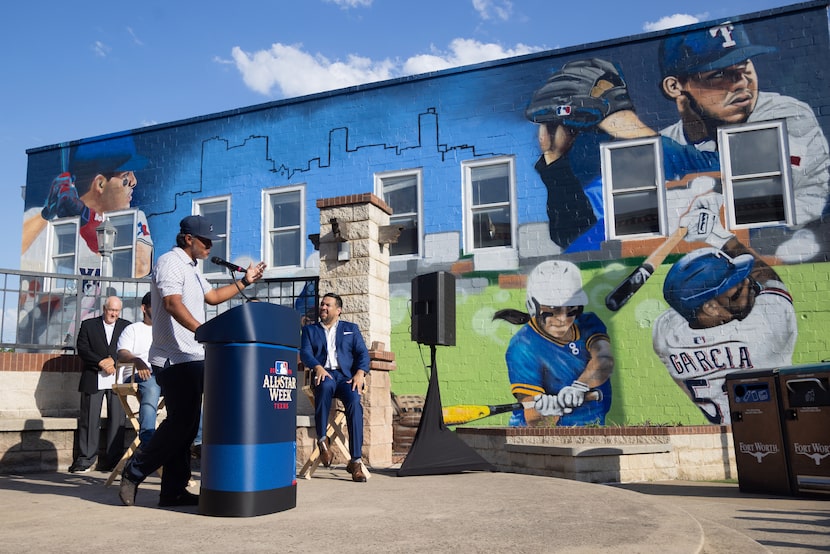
[317, 194, 395, 468]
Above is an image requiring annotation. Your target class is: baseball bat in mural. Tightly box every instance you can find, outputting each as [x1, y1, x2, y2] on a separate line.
[442, 391, 602, 425]
[605, 227, 688, 312]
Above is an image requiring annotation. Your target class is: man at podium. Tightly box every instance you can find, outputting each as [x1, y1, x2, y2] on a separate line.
[119, 215, 266, 508]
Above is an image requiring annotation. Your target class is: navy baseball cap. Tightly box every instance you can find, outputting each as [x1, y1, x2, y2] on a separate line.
[659, 21, 776, 78]
[663, 247, 754, 322]
[69, 134, 148, 177]
[180, 215, 220, 241]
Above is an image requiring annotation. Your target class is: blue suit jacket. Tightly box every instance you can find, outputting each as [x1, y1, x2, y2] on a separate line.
[299, 320, 370, 378]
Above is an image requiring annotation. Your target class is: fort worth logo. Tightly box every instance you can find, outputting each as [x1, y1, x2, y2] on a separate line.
[793, 442, 830, 466]
[739, 441, 779, 463]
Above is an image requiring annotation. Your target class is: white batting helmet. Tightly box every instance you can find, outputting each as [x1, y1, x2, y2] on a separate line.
[525, 261, 588, 317]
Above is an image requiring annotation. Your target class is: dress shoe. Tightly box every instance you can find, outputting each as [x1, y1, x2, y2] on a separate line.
[68, 463, 92, 474]
[346, 460, 367, 482]
[158, 490, 200, 507]
[319, 437, 333, 467]
[119, 472, 139, 506]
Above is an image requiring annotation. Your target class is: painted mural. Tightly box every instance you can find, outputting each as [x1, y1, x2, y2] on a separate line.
[21, 4, 830, 425]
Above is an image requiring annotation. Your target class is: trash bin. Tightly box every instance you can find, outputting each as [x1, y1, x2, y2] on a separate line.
[778, 363, 830, 497]
[725, 370, 791, 496]
[195, 301, 301, 517]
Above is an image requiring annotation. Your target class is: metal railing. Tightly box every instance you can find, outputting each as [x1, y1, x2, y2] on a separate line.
[1, 268, 317, 353]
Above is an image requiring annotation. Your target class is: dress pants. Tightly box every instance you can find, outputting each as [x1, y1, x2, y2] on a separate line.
[75, 388, 125, 469]
[313, 368, 364, 461]
[124, 360, 203, 498]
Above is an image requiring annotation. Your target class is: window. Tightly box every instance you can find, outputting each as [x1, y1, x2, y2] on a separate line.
[49, 219, 79, 274]
[264, 186, 304, 268]
[196, 197, 230, 274]
[106, 211, 140, 278]
[462, 157, 516, 252]
[600, 137, 667, 239]
[375, 170, 421, 257]
[718, 120, 794, 227]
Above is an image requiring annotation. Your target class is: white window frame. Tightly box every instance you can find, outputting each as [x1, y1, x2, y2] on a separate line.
[600, 136, 668, 240]
[717, 119, 795, 228]
[461, 156, 517, 253]
[374, 169, 423, 258]
[195, 196, 231, 276]
[262, 185, 305, 270]
[47, 218, 80, 274]
[104, 209, 141, 279]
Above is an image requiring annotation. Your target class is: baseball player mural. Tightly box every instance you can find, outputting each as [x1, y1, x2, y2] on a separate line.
[653, 204, 797, 424]
[21, 134, 154, 278]
[494, 261, 614, 426]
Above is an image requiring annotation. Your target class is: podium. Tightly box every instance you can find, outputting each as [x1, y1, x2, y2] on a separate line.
[195, 302, 300, 517]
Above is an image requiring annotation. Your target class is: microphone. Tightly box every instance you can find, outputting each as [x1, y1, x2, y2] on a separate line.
[211, 256, 246, 273]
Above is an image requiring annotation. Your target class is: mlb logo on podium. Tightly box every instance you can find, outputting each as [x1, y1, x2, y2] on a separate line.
[273, 361, 289, 375]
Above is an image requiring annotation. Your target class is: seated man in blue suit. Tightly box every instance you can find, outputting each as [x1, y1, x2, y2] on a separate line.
[300, 292, 370, 482]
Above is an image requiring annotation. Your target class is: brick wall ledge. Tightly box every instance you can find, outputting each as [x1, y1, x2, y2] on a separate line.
[0, 418, 78, 432]
[456, 425, 730, 436]
[505, 443, 672, 457]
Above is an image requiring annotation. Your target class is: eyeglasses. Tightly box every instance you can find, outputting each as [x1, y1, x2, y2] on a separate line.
[538, 306, 580, 319]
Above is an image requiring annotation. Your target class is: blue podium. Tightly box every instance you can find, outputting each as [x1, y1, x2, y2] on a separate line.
[195, 302, 300, 517]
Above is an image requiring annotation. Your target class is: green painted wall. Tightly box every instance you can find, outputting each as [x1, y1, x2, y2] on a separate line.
[389, 260, 830, 426]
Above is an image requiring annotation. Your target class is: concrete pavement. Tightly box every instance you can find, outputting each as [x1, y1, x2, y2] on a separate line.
[0, 465, 827, 553]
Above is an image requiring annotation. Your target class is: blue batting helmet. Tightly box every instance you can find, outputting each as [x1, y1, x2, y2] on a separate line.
[663, 247, 754, 322]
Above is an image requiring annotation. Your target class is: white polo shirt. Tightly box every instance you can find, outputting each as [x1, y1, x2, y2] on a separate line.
[149, 247, 211, 366]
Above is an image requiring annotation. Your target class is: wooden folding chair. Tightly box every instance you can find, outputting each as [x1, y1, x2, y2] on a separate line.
[297, 365, 370, 480]
[105, 364, 165, 487]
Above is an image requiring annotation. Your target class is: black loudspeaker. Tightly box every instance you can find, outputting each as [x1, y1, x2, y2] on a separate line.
[411, 271, 456, 346]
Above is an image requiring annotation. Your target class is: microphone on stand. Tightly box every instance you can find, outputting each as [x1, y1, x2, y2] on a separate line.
[211, 256, 253, 302]
[211, 256, 246, 273]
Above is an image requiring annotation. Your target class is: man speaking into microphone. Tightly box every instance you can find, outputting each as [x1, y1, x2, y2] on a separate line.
[120, 215, 266, 508]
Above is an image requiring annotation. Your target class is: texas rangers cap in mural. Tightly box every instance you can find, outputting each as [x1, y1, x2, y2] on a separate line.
[180, 215, 220, 241]
[663, 247, 754, 322]
[69, 133, 148, 177]
[659, 21, 777, 78]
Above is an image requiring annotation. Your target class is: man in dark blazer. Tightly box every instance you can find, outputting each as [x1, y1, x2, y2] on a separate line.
[300, 292, 370, 482]
[69, 295, 131, 472]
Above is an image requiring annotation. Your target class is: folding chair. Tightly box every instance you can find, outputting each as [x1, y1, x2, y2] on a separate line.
[297, 365, 370, 480]
[105, 363, 165, 487]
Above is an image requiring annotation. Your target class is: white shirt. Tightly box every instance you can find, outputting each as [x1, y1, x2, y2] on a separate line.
[149, 247, 211, 366]
[324, 321, 338, 370]
[116, 321, 153, 383]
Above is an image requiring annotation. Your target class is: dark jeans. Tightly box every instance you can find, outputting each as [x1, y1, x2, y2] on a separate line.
[124, 360, 203, 498]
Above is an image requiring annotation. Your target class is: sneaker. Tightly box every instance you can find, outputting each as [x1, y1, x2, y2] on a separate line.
[119, 471, 139, 507]
[68, 463, 92, 474]
[158, 490, 200, 507]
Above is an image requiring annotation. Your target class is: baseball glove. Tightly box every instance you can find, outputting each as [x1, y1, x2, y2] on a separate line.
[525, 58, 634, 128]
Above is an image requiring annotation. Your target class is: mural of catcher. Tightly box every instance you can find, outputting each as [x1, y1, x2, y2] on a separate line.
[493, 260, 614, 426]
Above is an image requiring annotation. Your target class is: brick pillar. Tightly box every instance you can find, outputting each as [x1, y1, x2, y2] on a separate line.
[317, 194, 395, 468]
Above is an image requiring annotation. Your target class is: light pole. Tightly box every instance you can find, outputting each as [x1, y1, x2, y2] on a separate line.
[96, 218, 117, 277]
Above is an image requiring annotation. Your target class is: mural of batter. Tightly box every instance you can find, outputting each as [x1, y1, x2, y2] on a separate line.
[494, 260, 614, 426]
[652, 199, 797, 424]
[22, 134, 153, 278]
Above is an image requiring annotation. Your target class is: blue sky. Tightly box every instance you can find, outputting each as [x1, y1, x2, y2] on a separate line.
[0, 0, 798, 270]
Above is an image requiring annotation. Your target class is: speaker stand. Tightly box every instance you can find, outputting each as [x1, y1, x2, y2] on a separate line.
[397, 345, 495, 476]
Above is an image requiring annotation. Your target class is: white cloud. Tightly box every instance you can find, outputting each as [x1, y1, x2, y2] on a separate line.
[472, 0, 513, 21]
[127, 27, 144, 46]
[230, 38, 542, 98]
[643, 13, 706, 32]
[324, 0, 373, 7]
[92, 40, 111, 58]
